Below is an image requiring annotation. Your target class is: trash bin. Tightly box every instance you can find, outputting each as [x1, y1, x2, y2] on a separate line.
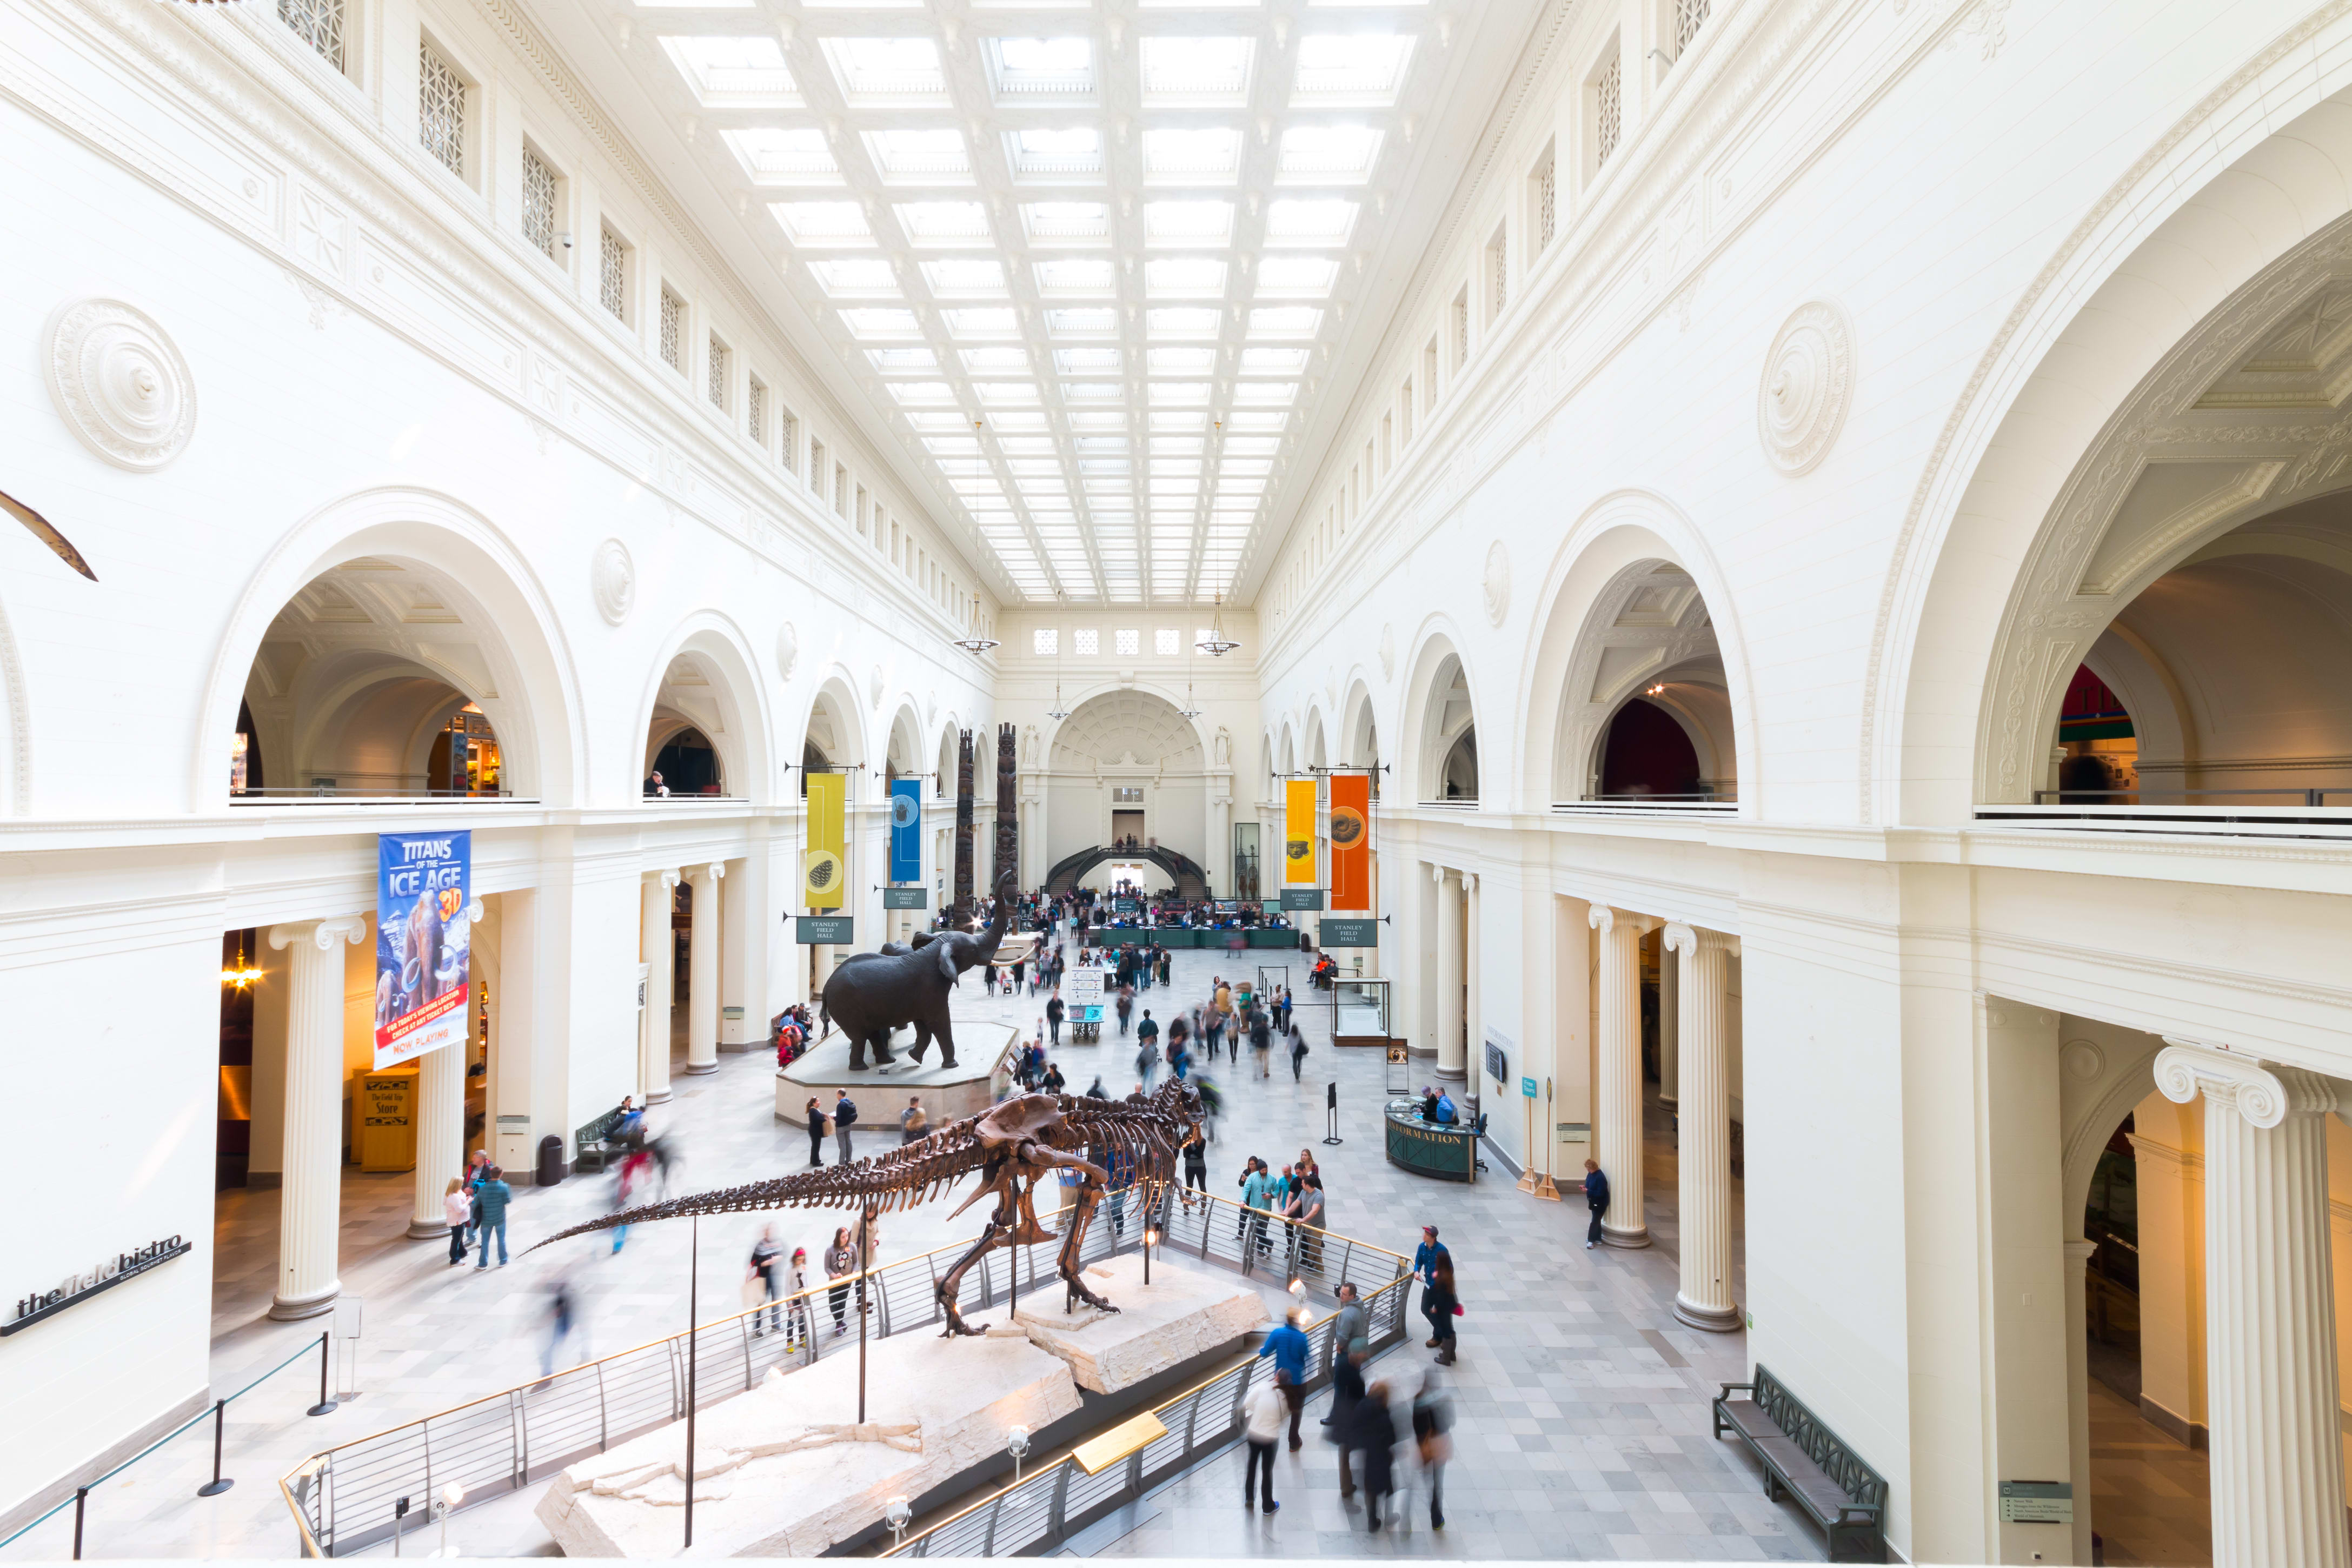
[536, 1133, 565, 1187]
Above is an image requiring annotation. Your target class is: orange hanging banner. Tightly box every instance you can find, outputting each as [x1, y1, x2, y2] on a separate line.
[1328, 772, 1371, 911]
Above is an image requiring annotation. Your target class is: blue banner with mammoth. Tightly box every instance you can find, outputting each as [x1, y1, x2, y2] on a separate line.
[373, 830, 471, 1069]
[888, 777, 922, 884]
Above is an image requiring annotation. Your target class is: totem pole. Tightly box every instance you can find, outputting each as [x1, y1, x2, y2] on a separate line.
[953, 729, 975, 926]
[995, 722, 1018, 896]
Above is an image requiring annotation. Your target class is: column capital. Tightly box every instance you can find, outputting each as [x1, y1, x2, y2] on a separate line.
[268, 915, 368, 952]
[1588, 905, 1659, 936]
[647, 867, 681, 889]
[1430, 862, 1449, 885]
[1662, 922, 1736, 957]
[1463, 872, 1478, 893]
[2155, 1041, 2342, 1130]
[689, 861, 725, 882]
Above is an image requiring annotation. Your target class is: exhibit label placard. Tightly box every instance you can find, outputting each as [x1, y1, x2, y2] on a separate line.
[1320, 917, 1380, 947]
[795, 915, 855, 945]
[374, 830, 471, 1069]
[882, 886, 927, 910]
[1279, 887, 1324, 911]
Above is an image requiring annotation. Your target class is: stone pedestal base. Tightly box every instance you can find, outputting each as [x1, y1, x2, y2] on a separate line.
[1012, 1253, 1267, 1393]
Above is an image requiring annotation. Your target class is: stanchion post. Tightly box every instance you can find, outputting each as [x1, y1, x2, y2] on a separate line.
[685, 1215, 700, 1552]
[71, 1486, 87, 1560]
[1323, 1081, 1342, 1146]
[308, 1330, 337, 1417]
[196, 1398, 233, 1496]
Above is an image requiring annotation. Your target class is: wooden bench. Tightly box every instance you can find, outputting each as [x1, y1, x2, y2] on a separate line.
[1713, 1365, 1888, 1563]
[572, 1109, 624, 1173]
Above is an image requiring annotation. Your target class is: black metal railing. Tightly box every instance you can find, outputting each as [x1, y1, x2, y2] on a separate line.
[2030, 786, 2352, 807]
[277, 1188, 1406, 1558]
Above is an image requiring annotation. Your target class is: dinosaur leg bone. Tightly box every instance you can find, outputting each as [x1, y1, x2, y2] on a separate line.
[934, 1194, 1018, 1338]
[1054, 1175, 1120, 1317]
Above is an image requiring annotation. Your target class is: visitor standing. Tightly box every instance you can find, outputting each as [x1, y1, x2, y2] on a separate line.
[1242, 1379, 1285, 1515]
[1413, 1225, 1451, 1338]
[1046, 991, 1065, 1047]
[823, 1227, 856, 1336]
[1182, 1128, 1208, 1207]
[749, 1224, 783, 1336]
[1331, 1339, 1368, 1501]
[1257, 1305, 1311, 1450]
[1249, 1006, 1273, 1078]
[473, 1164, 513, 1268]
[442, 1177, 471, 1265]
[1423, 1257, 1460, 1366]
[1582, 1158, 1610, 1248]
[1346, 1380, 1398, 1530]
[805, 1096, 827, 1167]
[900, 1095, 928, 1145]
[833, 1091, 859, 1165]
[1323, 1281, 1365, 1390]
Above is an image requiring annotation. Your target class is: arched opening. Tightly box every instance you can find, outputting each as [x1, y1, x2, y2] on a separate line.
[2028, 492, 2352, 812]
[1402, 638, 1478, 805]
[234, 557, 529, 801]
[643, 650, 741, 799]
[1599, 696, 1701, 798]
[1044, 690, 1211, 898]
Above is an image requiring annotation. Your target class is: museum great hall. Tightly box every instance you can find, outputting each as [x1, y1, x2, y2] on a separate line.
[5, 0, 2351, 1562]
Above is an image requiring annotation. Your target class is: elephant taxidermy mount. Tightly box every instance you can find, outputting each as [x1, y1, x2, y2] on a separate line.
[819, 868, 1018, 1070]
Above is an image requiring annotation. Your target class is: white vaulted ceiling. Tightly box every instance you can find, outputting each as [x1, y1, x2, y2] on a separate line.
[534, 0, 1529, 605]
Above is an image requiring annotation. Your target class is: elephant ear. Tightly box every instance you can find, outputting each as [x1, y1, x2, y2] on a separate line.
[906, 932, 938, 951]
[934, 941, 961, 985]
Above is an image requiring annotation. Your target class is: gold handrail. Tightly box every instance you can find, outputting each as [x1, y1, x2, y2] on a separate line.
[886, 1268, 1416, 1554]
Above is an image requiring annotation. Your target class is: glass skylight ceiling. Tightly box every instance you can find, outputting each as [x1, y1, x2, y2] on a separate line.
[651, 4, 1445, 602]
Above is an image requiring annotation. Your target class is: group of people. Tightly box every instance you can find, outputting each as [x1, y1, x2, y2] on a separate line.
[1240, 1286, 1454, 1531]
[440, 1149, 513, 1268]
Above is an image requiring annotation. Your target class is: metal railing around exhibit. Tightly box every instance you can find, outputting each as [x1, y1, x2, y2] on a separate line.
[276, 1186, 1407, 1557]
[888, 1267, 1414, 1557]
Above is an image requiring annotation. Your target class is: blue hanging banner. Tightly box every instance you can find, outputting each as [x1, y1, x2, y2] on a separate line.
[888, 777, 922, 885]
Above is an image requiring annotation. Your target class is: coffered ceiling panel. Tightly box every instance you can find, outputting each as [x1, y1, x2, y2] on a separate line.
[546, 0, 1527, 604]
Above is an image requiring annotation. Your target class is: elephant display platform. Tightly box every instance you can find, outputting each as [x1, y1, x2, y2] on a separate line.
[776, 1016, 1022, 1122]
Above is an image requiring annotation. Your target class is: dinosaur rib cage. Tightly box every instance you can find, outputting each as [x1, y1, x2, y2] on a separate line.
[527, 1081, 1201, 1253]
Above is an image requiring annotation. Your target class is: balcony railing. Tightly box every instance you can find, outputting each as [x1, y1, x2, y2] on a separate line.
[232, 783, 527, 805]
[1556, 790, 1738, 815]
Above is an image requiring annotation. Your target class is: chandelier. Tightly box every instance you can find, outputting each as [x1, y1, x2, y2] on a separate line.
[221, 931, 263, 989]
[1195, 595, 1241, 658]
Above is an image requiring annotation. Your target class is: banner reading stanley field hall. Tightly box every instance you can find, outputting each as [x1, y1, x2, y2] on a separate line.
[889, 777, 922, 883]
[374, 830, 471, 1069]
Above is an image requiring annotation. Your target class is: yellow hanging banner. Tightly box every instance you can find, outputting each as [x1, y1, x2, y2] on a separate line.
[1284, 778, 1318, 886]
[805, 771, 847, 907]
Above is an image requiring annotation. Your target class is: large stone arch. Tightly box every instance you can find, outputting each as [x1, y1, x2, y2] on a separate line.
[635, 613, 774, 803]
[1398, 617, 1484, 803]
[1516, 493, 1756, 813]
[197, 487, 584, 808]
[1876, 18, 2352, 821]
[800, 668, 868, 778]
[1339, 677, 1380, 773]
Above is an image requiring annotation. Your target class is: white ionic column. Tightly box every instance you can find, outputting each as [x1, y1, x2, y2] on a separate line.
[2155, 1041, 2350, 1568]
[407, 1040, 464, 1238]
[267, 915, 367, 1320]
[642, 870, 679, 1104]
[1589, 905, 1656, 1247]
[1664, 923, 1737, 1326]
[685, 862, 725, 1075]
[1463, 873, 1481, 1089]
[1657, 934, 1679, 1108]
[1434, 867, 1464, 1080]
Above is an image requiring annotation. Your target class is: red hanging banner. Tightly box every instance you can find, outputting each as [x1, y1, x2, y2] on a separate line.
[1328, 772, 1371, 911]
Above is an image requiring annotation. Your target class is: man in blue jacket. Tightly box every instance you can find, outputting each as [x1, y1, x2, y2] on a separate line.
[474, 1164, 514, 1268]
[1412, 1225, 1451, 1345]
[1258, 1305, 1312, 1450]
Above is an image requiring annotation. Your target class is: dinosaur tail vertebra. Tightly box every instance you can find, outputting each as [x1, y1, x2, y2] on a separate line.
[525, 1130, 982, 1253]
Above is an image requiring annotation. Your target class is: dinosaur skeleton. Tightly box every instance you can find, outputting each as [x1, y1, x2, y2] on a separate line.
[531, 1080, 1205, 1333]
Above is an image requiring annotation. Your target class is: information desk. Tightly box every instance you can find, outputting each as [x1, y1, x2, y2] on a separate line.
[1383, 1098, 1478, 1182]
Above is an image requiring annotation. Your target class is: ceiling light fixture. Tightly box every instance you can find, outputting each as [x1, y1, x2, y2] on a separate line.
[1197, 595, 1241, 657]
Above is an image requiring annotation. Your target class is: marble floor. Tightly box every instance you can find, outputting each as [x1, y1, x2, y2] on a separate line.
[2086, 1375, 2210, 1566]
[6, 942, 1819, 1562]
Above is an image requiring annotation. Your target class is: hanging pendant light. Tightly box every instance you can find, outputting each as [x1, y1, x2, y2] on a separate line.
[221, 931, 263, 989]
[1046, 622, 1069, 719]
[1195, 594, 1241, 657]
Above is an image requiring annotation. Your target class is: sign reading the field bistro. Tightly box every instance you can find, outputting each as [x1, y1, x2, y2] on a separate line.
[1279, 887, 1323, 911]
[8, 1235, 191, 1336]
[1320, 918, 1380, 947]
[794, 915, 855, 944]
[882, 887, 927, 909]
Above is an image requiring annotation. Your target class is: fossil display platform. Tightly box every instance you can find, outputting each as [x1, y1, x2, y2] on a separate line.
[536, 1257, 1265, 1556]
[775, 1016, 1020, 1124]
